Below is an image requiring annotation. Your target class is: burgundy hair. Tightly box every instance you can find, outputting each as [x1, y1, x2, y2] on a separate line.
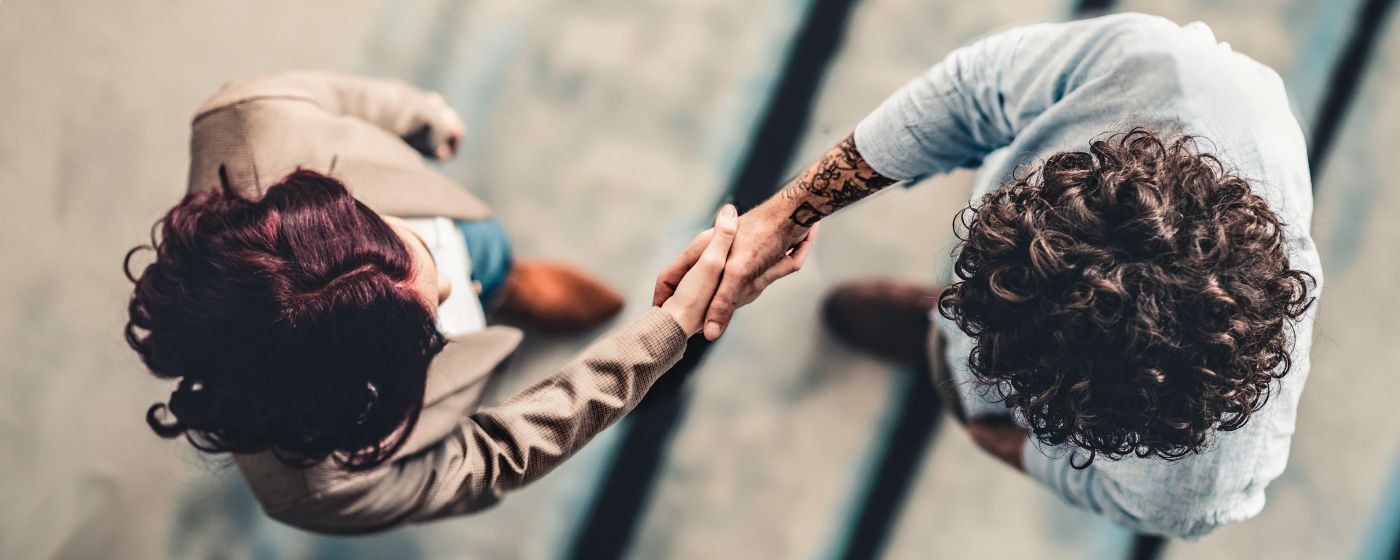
[125, 169, 445, 470]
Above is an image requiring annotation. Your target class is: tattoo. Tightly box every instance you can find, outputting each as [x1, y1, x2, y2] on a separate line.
[782, 134, 895, 227]
[790, 202, 824, 227]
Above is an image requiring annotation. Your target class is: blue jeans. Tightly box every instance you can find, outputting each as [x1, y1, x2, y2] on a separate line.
[455, 219, 514, 308]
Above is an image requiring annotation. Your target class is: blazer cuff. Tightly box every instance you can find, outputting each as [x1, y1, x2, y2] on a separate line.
[623, 306, 689, 367]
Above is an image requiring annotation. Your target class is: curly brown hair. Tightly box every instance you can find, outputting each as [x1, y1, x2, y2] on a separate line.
[938, 128, 1314, 465]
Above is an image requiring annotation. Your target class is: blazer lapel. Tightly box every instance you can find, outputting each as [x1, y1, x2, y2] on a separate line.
[331, 157, 493, 222]
[396, 325, 524, 458]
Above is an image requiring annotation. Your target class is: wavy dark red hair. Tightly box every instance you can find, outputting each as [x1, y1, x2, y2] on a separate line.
[125, 169, 445, 470]
[939, 129, 1315, 465]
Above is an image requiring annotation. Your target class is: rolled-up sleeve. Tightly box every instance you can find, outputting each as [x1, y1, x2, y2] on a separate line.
[853, 26, 1029, 181]
[854, 13, 1193, 183]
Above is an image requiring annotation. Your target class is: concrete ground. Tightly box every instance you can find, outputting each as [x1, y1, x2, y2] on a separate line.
[1, 0, 1397, 558]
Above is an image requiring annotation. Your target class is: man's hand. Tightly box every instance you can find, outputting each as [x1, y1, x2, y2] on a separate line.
[966, 418, 1028, 471]
[653, 133, 896, 341]
[653, 202, 816, 340]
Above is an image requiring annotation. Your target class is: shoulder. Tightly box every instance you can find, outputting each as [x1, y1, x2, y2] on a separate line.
[991, 13, 1232, 102]
[1076, 12, 1212, 47]
[192, 70, 335, 123]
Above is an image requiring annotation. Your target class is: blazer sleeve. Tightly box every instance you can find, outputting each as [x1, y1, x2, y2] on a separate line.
[192, 70, 462, 158]
[268, 307, 689, 534]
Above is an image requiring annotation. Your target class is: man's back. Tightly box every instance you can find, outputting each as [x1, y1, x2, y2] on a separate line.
[853, 13, 1324, 538]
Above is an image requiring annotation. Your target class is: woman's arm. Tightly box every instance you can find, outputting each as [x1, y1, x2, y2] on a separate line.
[266, 207, 742, 533]
[193, 70, 465, 159]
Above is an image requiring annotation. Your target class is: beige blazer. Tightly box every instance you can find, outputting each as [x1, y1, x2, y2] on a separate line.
[189, 71, 688, 534]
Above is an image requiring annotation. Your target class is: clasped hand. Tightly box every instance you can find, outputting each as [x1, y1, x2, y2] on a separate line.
[654, 202, 818, 339]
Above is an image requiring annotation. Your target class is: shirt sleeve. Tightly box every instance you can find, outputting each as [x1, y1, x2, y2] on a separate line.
[853, 13, 1189, 182]
[1021, 436, 1254, 540]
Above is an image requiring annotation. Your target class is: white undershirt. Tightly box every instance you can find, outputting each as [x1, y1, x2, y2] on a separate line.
[404, 217, 487, 337]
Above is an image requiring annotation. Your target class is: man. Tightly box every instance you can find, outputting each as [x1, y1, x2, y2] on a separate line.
[655, 13, 1320, 539]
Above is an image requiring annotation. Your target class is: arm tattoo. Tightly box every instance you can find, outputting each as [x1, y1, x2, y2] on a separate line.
[781, 134, 896, 227]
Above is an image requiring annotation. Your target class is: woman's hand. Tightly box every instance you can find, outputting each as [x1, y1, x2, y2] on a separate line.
[426, 92, 466, 160]
[659, 205, 739, 336]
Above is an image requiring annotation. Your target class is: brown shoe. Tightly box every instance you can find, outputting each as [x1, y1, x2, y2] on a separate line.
[822, 280, 943, 366]
[492, 260, 625, 331]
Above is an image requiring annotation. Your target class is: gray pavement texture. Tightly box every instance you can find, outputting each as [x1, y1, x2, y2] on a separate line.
[1, 0, 1397, 559]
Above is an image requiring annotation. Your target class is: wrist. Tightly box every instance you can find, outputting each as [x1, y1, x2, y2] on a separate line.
[659, 300, 699, 336]
[752, 195, 811, 240]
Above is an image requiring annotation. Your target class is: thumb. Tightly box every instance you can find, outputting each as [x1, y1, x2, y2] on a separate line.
[671, 205, 737, 303]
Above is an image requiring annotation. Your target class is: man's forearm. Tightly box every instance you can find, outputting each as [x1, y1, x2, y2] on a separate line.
[682, 133, 895, 338]
[777, 134, 897, 227]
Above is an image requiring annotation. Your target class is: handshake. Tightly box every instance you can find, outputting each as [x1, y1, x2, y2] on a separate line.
[652, 201, 819, 339]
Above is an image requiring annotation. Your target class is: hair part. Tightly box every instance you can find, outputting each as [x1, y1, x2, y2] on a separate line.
[938, 128, 1315, 466]
[125, 170, 446, 470]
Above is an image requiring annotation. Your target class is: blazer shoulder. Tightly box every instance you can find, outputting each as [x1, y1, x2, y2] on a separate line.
[192, 71, 330, 123]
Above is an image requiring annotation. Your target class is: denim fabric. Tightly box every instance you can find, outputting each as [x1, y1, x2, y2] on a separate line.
[456, 219, 514, 308]
[855, 13, 1323, 539]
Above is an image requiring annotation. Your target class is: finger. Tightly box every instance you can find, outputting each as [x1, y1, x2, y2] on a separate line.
[439, 125, 464, 160]
[761, 222, 819, 284]
[652, 229, 712, 306]
[672, 205, 739, 299]
[436, 137, 458, 160]
[695, 205, 739, 275]
[703, 277, 739, 341]
[428, 93, 466, 159]
[788, 221, 818, 263]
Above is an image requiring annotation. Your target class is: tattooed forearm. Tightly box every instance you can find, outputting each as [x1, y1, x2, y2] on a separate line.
[780, 134, 896, 227]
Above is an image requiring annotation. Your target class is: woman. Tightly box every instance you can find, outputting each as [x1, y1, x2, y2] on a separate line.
[124, 71, 812, 534]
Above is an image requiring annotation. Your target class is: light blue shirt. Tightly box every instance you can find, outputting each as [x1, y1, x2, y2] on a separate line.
[854, 13, 1323, 539]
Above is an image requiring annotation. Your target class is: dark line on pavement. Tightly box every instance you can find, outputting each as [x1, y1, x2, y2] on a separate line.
[567, 1, 866, 557]
[1308, 0, 1397, 181]
[1073, 0, 1117, 17]
[1129, 534, 1167, 560]
[836, 366, 943, 560]
[565, 338, 712, 560]
[728, 0, 867, 210]
[835, 1, 1133, 557]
